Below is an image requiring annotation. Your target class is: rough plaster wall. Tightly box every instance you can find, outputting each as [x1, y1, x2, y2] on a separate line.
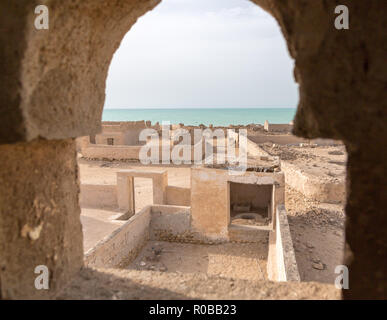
[0, 0, 385, 299]
[0, 139, 83, 299]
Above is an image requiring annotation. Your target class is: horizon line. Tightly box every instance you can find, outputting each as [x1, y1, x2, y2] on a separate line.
[103, 106, 297, 110]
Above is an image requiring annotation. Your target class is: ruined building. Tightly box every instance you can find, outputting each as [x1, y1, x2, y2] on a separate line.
[0, 0, 386, 299]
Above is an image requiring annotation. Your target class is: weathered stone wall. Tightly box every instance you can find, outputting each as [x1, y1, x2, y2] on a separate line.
[0, 0, 385, 299]
[0, 139, 83, 299]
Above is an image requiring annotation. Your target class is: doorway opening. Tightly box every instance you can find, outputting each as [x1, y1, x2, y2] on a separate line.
[229, 182, 273, 228]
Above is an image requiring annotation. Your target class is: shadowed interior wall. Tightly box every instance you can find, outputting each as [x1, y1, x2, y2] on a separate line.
[230, 183, 272, 211]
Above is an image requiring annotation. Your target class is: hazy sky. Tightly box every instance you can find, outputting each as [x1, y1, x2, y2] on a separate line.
[104, 0, 298, 109]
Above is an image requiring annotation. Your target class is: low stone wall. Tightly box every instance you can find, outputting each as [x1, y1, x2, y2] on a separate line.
[267, 205, 300, 282]
[248, 134, 308, 145]
[81, 141, 206, 162]
[84, 206, 151, 268]
[84, 205, 195, 268]
[149, 205, 193, 242]
[248, 134, 342, 146]
[166, 186, 191, 206]
[281, 160, 346, 203]
[264, 121, 293, 133]
[79, 184, 117, 209]
[191, 167, 285, 240]
[81, 145, 142, 160]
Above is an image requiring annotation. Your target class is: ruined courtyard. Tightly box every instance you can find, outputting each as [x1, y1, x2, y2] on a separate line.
[69, 121, 348, 295]
[0, 0, 385, 301]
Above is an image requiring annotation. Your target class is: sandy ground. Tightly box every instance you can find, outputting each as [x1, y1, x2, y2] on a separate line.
[286, 185, 345, 284]
[127, 241, 268, 281]
[59, 267, 340, 300]
[81, 208, 125, 252]
[261, 143, 347, 182]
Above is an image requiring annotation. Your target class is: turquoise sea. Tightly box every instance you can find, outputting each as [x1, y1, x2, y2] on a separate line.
[102, 108, 296, 126]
